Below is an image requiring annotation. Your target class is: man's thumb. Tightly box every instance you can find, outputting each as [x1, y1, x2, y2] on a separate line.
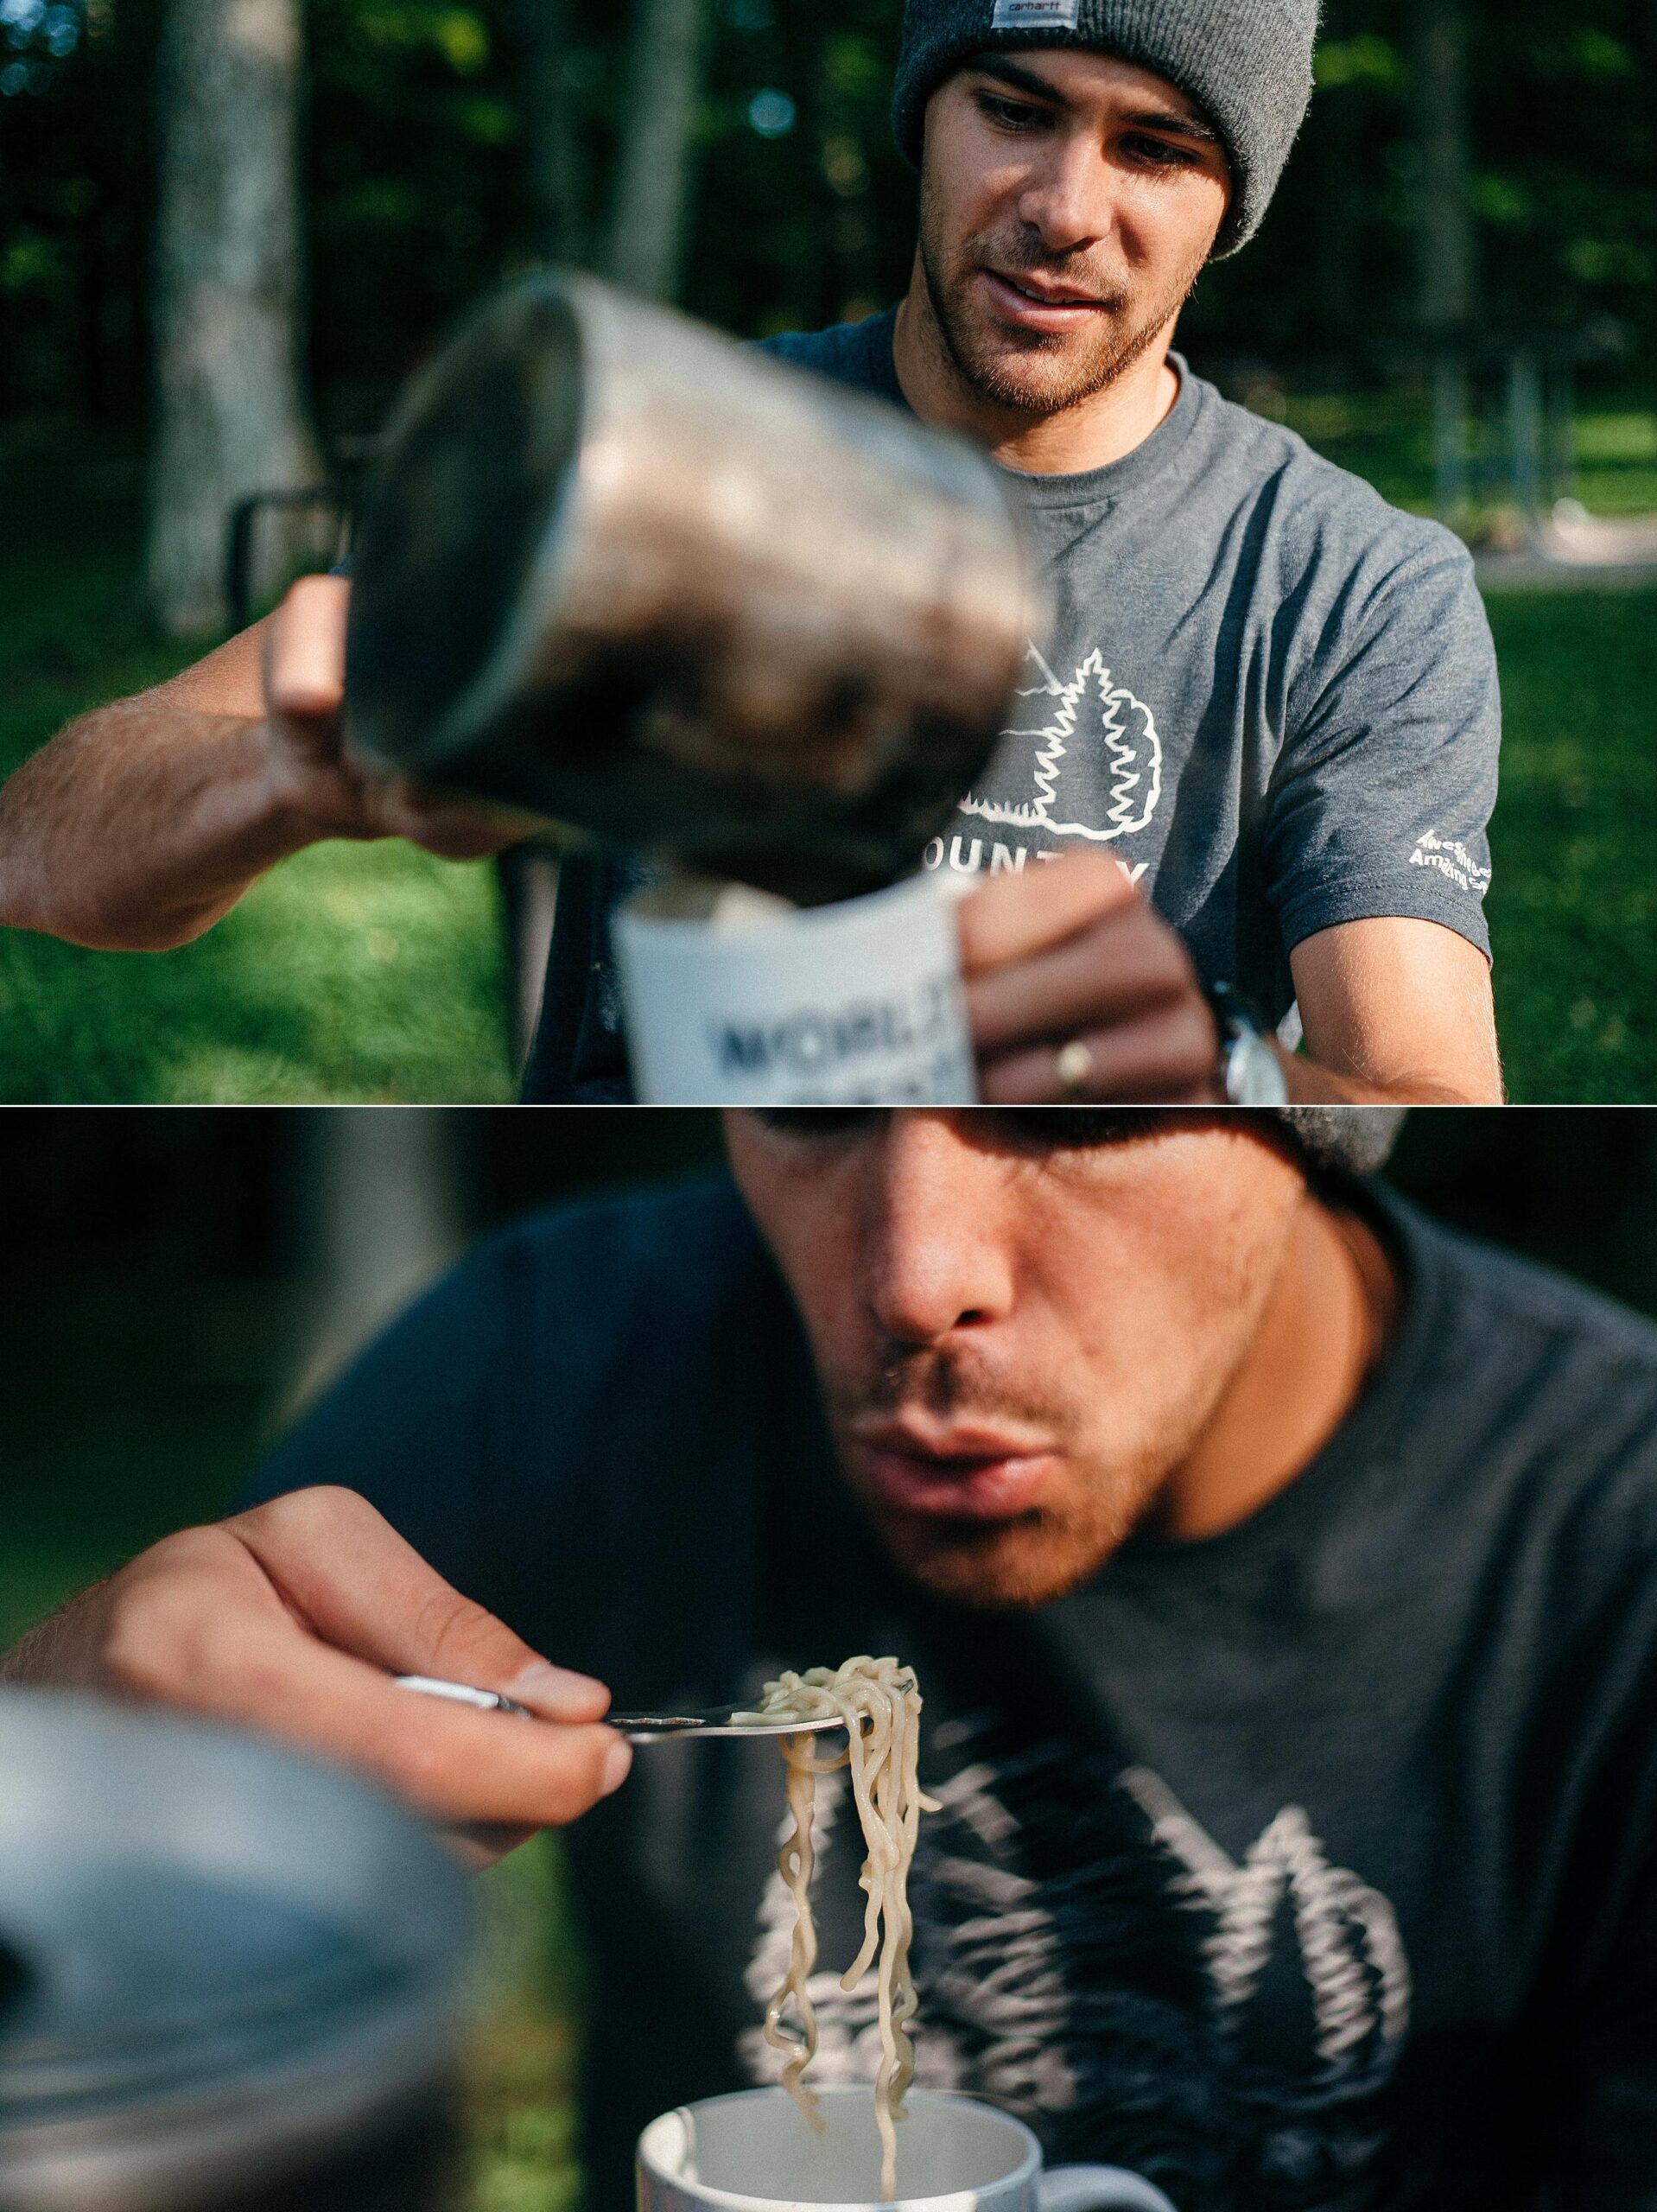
[263, 575, 351, 753]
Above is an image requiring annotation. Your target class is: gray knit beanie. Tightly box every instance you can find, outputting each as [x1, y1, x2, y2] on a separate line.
[892, 0, 1321, 255]
[1273, 1108, 1405, 1179]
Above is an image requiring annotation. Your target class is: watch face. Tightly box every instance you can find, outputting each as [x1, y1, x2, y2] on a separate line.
[1231, 1031, 1290, 1106]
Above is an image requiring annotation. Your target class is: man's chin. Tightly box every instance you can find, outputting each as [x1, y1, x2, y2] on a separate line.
[870, 1510, 1109, 1612]
[946, 320, 1121, 418]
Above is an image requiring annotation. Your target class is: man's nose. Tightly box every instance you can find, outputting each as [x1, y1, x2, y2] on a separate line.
[860, 1116, 1015, 1345]
[1015, 133, 1112, 257]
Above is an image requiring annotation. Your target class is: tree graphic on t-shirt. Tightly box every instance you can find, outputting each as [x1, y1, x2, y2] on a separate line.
[958, 644, 1164, 843]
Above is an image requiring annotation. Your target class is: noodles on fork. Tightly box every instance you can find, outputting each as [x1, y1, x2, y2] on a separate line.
[734, 1657, 938, 2200]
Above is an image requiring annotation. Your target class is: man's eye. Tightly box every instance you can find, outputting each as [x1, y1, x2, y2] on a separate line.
[990, 1109, 1171, 1150]
[1122, 133, 1199, 168]
[750, 1109, 880, 1140]
[976, 92, 1049, 131]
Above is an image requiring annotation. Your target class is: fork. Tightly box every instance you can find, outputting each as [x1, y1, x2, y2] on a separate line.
[393, 1675, 844, 1743]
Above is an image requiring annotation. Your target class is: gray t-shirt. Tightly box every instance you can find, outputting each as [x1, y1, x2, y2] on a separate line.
[524, 308, 1499, 1101]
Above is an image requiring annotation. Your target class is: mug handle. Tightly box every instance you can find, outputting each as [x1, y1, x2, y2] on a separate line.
[1038, 2165, 1178, 2212]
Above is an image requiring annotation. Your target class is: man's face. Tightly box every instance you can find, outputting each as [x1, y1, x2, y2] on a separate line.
[725, 1110, 1305, 1610]
[917, 48, 1231, 417]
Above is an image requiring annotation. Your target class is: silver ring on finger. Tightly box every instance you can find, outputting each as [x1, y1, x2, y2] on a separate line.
[1054, 1036, 1095, 1101]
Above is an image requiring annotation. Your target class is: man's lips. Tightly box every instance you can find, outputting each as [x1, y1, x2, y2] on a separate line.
[981, 269, 1110, 330]
[848, 1420, 1059, 1522]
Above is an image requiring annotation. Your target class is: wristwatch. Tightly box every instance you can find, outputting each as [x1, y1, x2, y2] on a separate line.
[1203, 981, 1289, 1105]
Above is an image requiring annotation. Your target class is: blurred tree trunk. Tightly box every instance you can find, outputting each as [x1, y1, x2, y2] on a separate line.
[1311, 0, 1362, 349]
[1409, 0, 1475, 335]
[605, 0, 709, 302]
[283, 1111, 465, 1417]
[147, 0, 322, 639]
[520, 0, 586, 264]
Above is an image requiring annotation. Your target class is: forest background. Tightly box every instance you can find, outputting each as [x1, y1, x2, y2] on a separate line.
[1, 0, 1654, 1100]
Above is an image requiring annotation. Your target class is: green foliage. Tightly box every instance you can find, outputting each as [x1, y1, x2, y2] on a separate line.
[6, 0, 1654, 419]
[1312, 33, 1403, 91]
[0, 1264, 295, 1648]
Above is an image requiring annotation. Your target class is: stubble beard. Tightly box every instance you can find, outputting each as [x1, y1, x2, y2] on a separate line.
[850, 1448, 1170, 1612]
[917, 178, 1207, 420]
[822, 1317, 1264, 1612]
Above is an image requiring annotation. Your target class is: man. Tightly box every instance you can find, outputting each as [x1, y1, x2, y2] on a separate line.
[10, 1107, 1657, 2209]
[0, 3, 1502, 1107]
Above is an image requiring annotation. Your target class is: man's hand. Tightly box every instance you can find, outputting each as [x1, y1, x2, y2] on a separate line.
[956, 850, 1503, 1103]
[259, 575, 531, 860]
[960, 852, 1219, 1102]
[0, 1486, 632, 1862]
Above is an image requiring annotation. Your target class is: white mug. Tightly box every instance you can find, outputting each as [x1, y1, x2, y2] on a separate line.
[636, 2086, 1177, 2212]
[613, 874, 978, 1106]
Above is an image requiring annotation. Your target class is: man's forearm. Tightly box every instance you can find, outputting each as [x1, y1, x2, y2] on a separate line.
[0, 702, 320, 950]
[1288, 918, 1505, 1105]
[1279, 1049, 1503, 1107]
[0, 1583, 107, 1688]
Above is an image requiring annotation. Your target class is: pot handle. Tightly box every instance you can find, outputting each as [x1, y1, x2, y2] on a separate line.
[1037, 2166, 1177, 2212]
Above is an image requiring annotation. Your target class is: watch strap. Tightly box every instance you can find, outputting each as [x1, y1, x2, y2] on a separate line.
[1203, 981, 1289, 1106]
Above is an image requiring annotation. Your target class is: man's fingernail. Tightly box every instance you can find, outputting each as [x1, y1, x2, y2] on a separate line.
[600, 1735, 634, 1797]
[510, 1659, 608, 1712]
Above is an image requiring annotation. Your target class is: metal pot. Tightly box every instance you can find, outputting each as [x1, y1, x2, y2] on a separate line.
[0, 1691, 473, 2212]
[345, 271, 1042, 901]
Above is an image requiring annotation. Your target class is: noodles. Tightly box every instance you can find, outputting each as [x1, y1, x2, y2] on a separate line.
[733, 1656, 937, 2201]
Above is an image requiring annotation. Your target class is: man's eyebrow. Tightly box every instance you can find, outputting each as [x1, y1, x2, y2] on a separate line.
[1120, 105, 1222, 145]
[967, 53, 1222, 144]
[968, 54, 1067, 104]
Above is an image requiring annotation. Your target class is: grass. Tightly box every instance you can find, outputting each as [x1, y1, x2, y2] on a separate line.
[0, 843, 514, 1103]
[1484, 592, 1657, 1102]
[1, 404, 1654, 1101]
[1276, 381, 1657, 519]
[466, 1839, 588, 2212]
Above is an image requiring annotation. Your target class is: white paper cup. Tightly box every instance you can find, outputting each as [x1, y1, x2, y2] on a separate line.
[613, 874, 978, 1105]
[636, 2086, 1177, 2212]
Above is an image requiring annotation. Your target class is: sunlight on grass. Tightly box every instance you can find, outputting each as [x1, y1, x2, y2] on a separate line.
[1281, 385, 1657, 518]
[0, 840, 513, 1103]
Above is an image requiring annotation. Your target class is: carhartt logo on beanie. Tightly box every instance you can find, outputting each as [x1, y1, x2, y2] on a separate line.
[891, 0, 1321, 255]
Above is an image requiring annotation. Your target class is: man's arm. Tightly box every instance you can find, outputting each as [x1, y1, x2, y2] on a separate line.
[0, 575, 530, 951]
[959, 853, 1503, 1104]
[0, 1485, 632, 1859]
[1286, 915, 1501, 1103]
